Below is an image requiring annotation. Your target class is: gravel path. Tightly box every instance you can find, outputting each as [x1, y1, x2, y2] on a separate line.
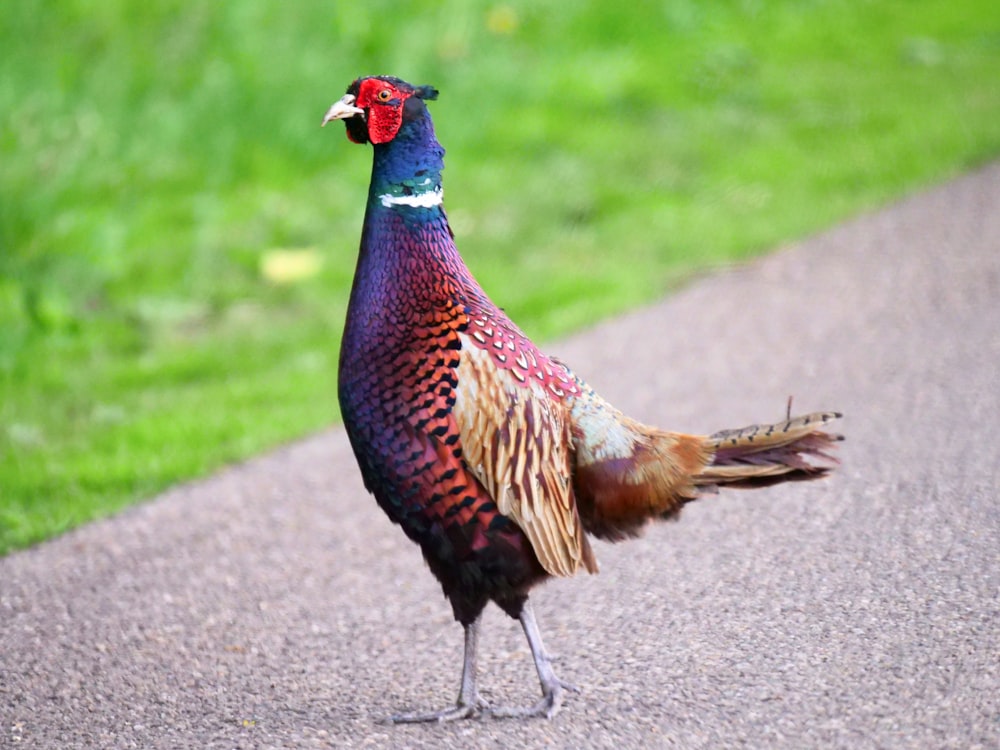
[3, 163, 999, 749]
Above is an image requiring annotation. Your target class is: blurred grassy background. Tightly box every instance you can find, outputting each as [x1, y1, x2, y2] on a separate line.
[2, 0, 998, 553]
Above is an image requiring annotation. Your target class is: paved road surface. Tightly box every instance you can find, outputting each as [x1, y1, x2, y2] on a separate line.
[2, 164, 999, 749]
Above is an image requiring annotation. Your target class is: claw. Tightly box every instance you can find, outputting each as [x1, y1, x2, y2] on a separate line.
[389, 696, 489, 723]
[488, 677, 578, 719]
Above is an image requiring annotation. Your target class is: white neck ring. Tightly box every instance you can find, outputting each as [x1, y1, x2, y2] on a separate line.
[378, 188, 443, 209]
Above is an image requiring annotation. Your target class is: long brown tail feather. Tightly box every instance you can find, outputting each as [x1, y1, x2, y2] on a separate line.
[696, 411, 843, 490]
[570, 385, 842, 543]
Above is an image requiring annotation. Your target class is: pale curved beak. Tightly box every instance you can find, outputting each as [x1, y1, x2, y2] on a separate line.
[321, 95, 365, 127]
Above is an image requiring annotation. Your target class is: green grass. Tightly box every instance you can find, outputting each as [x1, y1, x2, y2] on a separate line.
[2, 0, 999, 554]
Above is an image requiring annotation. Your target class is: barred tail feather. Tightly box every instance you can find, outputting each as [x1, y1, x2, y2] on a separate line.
[696, 411, 843, 490]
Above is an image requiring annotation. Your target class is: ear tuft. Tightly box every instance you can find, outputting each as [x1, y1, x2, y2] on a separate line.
[415, 85, 439, 101]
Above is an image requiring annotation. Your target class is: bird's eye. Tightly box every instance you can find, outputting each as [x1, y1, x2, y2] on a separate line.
[377, 89, 392, 102]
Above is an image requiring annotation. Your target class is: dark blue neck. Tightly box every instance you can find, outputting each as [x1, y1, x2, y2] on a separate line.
[367, 100, 445, 208]
[346, 98, 465, 340]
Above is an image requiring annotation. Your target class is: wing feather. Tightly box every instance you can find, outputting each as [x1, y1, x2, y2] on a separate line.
[453, 337, 597, 577]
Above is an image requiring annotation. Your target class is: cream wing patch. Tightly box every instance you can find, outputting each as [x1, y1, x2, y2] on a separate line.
[453, 336, 597, 577]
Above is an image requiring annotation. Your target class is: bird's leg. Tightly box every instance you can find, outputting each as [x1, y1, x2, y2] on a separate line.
[489, 600, 579, 720]
[390, 615, 489, 723]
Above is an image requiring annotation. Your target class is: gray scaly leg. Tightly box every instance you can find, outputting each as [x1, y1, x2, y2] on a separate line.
[390, 616, 489, 723]
[490, 600, 579, 719]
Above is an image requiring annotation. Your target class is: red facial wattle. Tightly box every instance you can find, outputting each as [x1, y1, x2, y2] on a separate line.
[354, 79, 413, 145]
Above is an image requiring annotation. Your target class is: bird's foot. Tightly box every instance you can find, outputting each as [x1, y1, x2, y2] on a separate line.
[388, 696, 489, 724]
[488, 678, 579, 720]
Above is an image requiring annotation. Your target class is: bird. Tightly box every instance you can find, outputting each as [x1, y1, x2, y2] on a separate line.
[322, 75, 842, 722]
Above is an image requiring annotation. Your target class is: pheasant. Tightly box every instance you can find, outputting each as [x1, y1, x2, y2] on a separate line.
[322, 76, 842, 722]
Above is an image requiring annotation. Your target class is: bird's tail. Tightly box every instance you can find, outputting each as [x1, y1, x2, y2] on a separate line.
[569, 372, 843, 541]
[695, 411, 843, 490]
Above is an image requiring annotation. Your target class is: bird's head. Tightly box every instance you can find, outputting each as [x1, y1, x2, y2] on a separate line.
[322, 76, 439, 145]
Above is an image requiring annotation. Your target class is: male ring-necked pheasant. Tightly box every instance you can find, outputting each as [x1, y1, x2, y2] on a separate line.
[323, 76, 842, 722]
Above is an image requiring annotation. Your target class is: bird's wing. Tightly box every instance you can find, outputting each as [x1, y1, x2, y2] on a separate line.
[452, 336, 597, 577]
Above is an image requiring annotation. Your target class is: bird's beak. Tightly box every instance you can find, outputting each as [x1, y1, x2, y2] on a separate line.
[322, 95, 365, 127]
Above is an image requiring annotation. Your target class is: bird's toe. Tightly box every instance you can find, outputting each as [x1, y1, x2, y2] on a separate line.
[488, 679, 576, 720]
[387, 695, 489, 724]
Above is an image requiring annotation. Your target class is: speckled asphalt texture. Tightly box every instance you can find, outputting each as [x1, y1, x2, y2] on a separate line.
[3, 163, 999, 749]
